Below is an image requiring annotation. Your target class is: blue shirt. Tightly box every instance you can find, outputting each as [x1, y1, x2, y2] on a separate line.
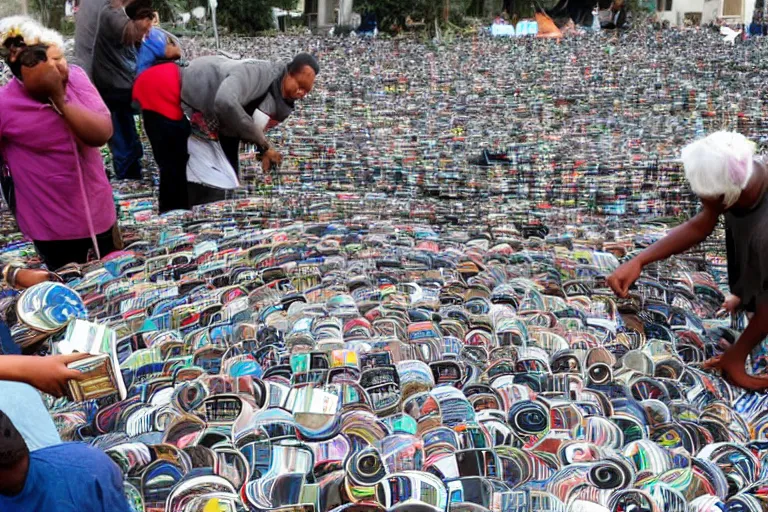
[136, 28, 168, 76]
[0, 381, 60, 451]
[0, 443, 132, 512]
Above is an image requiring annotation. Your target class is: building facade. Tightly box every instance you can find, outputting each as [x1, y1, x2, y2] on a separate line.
[656, 0, 757, 25]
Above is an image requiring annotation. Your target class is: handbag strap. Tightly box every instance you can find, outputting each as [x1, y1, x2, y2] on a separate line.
[69, 135, 101, 261]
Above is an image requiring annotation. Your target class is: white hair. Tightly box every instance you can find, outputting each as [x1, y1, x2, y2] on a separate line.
[0, 16, 64, 50]
[681, 131, 756, 208]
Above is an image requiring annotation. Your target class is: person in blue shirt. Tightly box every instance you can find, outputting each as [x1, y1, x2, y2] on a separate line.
[136, 25, 181, 77]
[0, 410, 132, 512]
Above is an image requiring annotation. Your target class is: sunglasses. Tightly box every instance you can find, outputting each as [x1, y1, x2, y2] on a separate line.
[2, 43, 49, 71]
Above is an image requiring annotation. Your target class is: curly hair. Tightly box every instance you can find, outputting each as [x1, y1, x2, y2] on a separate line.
[0, 16, 64, 50]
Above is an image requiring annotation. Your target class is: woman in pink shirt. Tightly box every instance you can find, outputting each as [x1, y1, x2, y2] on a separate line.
[0, 17, 119, 270]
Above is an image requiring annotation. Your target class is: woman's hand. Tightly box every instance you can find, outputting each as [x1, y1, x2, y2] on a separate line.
[21, 60, 65, 104]
[0, 354, 90, 397]
[722, 294, 742, 313]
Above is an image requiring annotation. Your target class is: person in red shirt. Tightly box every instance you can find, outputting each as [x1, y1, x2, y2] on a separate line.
[132, 29, 185, 213]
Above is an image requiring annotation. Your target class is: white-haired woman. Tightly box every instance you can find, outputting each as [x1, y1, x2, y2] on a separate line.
[0, 17, 118, 270]
[608, 131, 768, 390]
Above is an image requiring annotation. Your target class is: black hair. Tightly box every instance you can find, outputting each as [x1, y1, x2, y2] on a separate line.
[1, 35, 48, 80]
[134, 9, 155, 20]
[287, 53, 320, 76]
[0, 411, 27, 469]
[125, 0, 153, 20]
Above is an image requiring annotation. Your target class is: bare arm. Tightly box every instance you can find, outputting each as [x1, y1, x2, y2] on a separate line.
[0, 354, 88, 397]
[53, 94, 113, 147]
[607, 200, 722, 297]
[724, 306, 768, 362]
[706, 301, 768, 390]
[101, 4, 152, 47]
[122, 18, 152, 46]
[635, 200, 722, 266]
[20, 61, 113, 147]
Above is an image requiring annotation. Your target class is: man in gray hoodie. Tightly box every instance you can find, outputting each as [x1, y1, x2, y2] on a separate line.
[181, 53, 319, 205]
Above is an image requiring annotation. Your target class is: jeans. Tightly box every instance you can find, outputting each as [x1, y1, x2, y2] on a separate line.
[100, 88, 143, 180]
[142, 110, 191, 213]
[0, 319, 17, 355]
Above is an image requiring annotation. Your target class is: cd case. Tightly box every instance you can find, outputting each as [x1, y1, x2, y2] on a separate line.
[67, 353, 127, 402]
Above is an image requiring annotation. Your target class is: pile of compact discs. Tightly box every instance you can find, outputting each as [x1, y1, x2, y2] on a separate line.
[0, 200, 762, 512]
[3, 25, 768, 512]
[215, 28, 768, 223]
[4, 27, 768, 231]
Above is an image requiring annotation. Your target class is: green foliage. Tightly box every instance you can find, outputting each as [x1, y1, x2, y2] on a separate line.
[216, 0, 298, 34]
[355, 0, 471, 33]
[626, 0, 655, 14]
[155, 0, 195, 23]
[31, 0, 64, 28]
[25, 0, 299, 36]
[472, 0, 503, 18]
[60, 16, 75, 35]
[217, 0, 273, 33]
[271, 0, 299, 10]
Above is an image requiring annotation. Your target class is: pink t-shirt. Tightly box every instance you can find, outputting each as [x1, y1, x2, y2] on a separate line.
[0, 65, 116, 241]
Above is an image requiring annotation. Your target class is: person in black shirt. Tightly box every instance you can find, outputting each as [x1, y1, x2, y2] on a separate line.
[608, 131, 768, 390]
[91, 0, 153, 180]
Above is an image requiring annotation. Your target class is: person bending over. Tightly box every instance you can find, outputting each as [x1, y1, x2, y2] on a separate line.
[607, 131, 768, 390]
[181, 52, 319, 206]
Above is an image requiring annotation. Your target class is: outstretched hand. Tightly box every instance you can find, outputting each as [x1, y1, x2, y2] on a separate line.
[21, 354, 90, 398]
[262, 148, 283, 172]
[701, 350, 768, 391]
[606, 259, 642, 298]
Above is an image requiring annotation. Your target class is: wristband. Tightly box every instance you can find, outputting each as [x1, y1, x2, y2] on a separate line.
[6, 265, 21, 289]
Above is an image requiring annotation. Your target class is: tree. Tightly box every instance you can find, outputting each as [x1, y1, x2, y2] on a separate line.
[32, 0, 64, 29]
[355, 0, 471, 32]
[217, 0, 298, 33]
